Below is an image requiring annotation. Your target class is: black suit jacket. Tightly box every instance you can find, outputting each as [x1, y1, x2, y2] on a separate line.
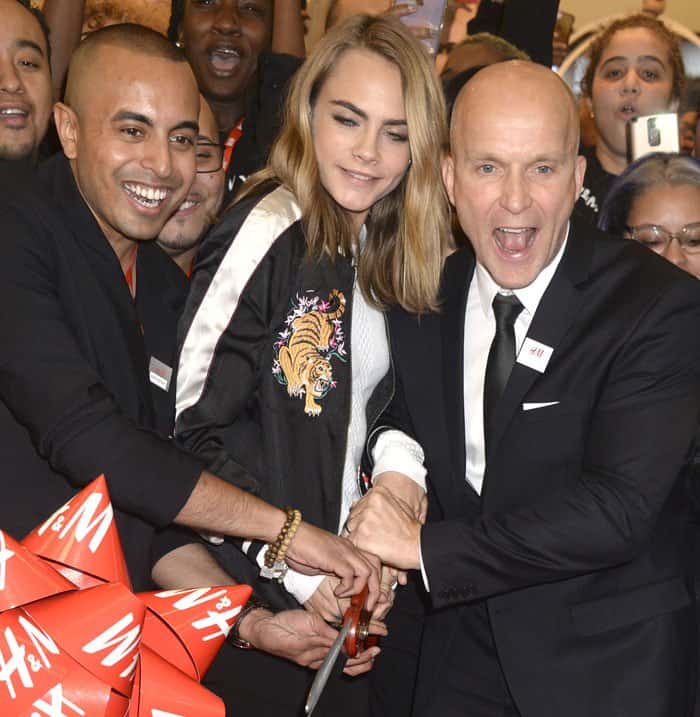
[0, 154, 202, 589]
[382, 221, 700, 716]
[136, 242, 190, 438]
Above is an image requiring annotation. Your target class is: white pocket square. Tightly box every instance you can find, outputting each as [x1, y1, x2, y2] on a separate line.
[522, 401, 560, 411]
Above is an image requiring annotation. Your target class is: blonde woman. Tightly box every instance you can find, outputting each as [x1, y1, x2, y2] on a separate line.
[173, 15, 449, 717]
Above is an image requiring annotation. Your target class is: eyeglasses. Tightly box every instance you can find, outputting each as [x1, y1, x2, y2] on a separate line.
[196, 140, 224, 174]
[624, 223, 700, 255]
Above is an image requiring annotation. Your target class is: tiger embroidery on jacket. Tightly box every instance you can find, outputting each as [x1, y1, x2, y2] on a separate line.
[272, 290, 347, 416]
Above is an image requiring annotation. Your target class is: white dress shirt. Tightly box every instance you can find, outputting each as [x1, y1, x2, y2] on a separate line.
[420, 227, 569, 589]
[464, 230, 568, 495]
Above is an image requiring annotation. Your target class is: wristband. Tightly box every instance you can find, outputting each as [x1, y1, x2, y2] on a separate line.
[227, 596, 273, 650]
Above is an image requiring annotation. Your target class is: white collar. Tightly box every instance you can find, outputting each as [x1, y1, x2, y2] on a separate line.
[352, 224, 367, 266]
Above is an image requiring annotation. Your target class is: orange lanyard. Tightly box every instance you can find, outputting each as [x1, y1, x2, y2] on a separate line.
[124, 247, 138, 296]
[223, 118, 244, 172]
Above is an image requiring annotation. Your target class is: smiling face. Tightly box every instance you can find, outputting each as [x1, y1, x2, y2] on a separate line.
[157, 97, 225, 258]
[0, 0, 52, 161]
[311, 48, 411, 233]
[181, 0, 272, 106]
[57, 44, 200, 249]
[590, 27, 676, 173]
[443, 62, 585, 289]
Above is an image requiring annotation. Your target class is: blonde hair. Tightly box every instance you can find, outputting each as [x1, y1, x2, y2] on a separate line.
[242, 15, 450, 314]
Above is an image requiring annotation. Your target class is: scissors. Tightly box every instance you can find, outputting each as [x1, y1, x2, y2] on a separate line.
[305, 585, 378, 715]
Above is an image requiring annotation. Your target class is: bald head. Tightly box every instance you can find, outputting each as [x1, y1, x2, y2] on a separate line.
[451, 61, 580, 158]
[65, 23, 188, 111]
[53, 22, 201, 255]
[442, 60, 586, 289]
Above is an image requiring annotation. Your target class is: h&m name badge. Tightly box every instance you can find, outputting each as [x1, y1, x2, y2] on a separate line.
[149, 356, 173, 392]
[517, 337, 553, 373]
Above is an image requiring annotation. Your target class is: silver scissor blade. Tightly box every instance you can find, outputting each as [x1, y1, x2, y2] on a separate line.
[305, 617, 353, 715]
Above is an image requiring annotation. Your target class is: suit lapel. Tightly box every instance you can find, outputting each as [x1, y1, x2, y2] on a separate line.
[441, 249, 477, 506]
[485, 224, 594, 467]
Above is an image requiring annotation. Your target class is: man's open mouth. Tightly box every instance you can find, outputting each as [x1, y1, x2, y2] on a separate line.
[494, 227, 537, 256]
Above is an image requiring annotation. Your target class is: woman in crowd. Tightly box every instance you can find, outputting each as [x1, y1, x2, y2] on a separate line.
[167, 0, 305, 202]
[172, 15, 449, 716]
[599, 150, 700, 717]
[575, 14, 685, 224]
[598, 152, 700, 279]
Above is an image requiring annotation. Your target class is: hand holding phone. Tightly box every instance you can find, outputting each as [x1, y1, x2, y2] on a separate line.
[628, 113, 680, 162]
[390, 0, 449, 55]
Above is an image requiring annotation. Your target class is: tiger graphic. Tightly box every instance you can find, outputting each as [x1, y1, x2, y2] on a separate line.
[274, 289, 347, 417]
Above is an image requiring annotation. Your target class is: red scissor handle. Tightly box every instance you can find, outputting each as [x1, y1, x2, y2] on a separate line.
[343, 585, 379, 658]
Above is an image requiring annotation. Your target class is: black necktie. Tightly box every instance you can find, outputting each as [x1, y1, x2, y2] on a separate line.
[484, 293, 524, 457]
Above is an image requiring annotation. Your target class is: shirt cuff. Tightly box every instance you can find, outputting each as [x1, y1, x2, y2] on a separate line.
[283, 568, 326, 605]
[418, 534, 430, 592]
[371, 429, 427, 491]
[255, 545, 324, 604]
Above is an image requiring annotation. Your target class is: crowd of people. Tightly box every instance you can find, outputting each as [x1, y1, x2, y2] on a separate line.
[1, 0, 699, 716]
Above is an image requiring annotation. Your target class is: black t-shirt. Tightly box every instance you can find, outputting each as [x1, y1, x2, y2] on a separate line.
[574, 145, 616, 227]
[222, 51, 302, 204]
[0, 156, 36, 187]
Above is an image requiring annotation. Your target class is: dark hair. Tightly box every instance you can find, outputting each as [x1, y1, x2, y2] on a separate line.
[679, 77, 700, 115]
[167, 0, 273, 45]
[168, 0, 184, 43]
[14, 0, 52, 64]
[77, 22, 187, 63]
[598, 152, 700, 235]
[442, 66, 487, 123]
[581, 14, 685, 102]
[448, 33, 530, 64]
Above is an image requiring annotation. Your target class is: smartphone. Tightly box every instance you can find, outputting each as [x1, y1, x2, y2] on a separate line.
[628, 113, 680, 162]
[395, 0, 449, 56]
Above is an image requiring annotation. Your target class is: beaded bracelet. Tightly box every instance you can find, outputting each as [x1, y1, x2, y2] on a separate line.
[260, 507, 302, 582]
[275, 508, 302, 565]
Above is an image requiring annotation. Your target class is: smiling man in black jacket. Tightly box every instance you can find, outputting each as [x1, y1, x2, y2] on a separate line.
[0, 23, 378, 602]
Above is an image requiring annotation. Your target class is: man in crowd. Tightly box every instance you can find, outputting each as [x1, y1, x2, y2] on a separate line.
[350, 61, 700, 716]
[440, 33, 528, 86]
[0, 0, 52, 170]
[142, 97, 225, 436]
[0, 23, 378, 604]
[156, 96, 225, 277]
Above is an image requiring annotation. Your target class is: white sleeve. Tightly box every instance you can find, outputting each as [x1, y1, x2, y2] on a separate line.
[283, 568, 326, 605]
[418, 535, 430, 592]
[371, 429, 427, 491]
[254, 545, 325, 605]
